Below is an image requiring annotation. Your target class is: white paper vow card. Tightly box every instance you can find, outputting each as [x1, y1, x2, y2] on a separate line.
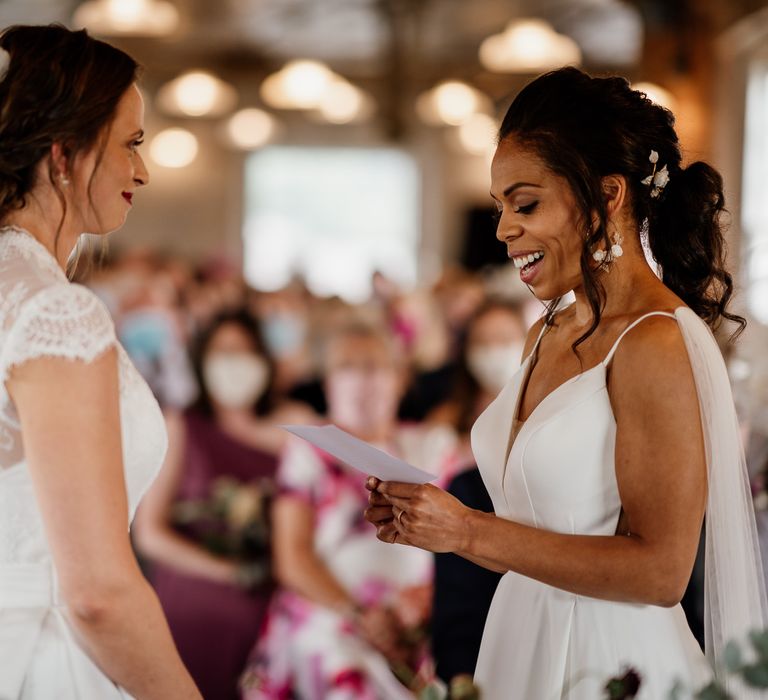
[281, 424, 436, 484]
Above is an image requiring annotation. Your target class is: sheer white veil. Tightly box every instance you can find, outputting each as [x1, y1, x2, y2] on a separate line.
[676, 306, 768, 696]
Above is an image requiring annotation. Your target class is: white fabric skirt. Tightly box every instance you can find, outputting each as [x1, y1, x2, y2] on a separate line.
[0, 563, 131, 700]
[475, 571, 711, 700]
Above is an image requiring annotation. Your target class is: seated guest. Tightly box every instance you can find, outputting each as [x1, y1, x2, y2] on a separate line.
[241, 322, 455, 699]
[134, 309, 312, 700]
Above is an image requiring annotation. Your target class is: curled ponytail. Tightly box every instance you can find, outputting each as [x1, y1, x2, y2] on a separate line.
[498, 67, 745, 345]
[649, 162, 743, 334]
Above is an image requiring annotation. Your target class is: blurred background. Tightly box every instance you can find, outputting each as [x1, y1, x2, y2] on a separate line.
[6, 2, 768, 696]
[9, 0, 768, 582]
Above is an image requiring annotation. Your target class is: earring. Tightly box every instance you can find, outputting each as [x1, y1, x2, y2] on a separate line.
[592, 230, 624, 263]
[59, 175, 70, 187]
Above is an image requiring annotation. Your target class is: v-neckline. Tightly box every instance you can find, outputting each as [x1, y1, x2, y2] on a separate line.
[502, 305, 684, 467]
[503, 354, 606, 467]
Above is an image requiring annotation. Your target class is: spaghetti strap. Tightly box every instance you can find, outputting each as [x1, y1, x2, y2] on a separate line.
[603, 310, 677, 366]
[525, 318, 550, 361]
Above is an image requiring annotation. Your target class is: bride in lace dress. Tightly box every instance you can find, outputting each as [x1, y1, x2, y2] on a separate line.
[0, 26, 200, 699]
[366, 68, 768, 699]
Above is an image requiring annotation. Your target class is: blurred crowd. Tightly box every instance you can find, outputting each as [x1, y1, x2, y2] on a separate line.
[75, 247, 768, 700]
[77, 246, 540, 699]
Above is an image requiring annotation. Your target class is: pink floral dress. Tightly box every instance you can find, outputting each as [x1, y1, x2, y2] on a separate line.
[240, 426, 456, 700]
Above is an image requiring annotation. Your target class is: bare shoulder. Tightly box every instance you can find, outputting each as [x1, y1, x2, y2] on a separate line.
[612, 313, 686, 368]
[609, 312, 697, 410]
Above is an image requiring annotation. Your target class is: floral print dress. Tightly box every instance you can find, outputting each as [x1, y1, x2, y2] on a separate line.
[241, 425, 456, 700]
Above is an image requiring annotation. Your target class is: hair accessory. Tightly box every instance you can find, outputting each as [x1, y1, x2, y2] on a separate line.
[592, 230, 624, 264]
[641, 149, 670, 198]
[0, 47, 10, 83]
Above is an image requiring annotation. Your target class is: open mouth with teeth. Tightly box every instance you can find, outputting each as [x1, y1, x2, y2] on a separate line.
[511, 251, 544, 270]
[511, 250, 545, 284]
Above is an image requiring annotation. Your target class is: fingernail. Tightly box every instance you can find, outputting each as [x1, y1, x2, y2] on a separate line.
[366, 476, 377, 488]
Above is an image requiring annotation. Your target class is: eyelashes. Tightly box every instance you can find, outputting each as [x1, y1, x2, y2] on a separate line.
[513, 201, 538, 215]
[492, 200, 539, 223]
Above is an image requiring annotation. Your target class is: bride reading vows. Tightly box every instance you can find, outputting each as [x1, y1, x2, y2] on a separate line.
[365, 67, 768, 699]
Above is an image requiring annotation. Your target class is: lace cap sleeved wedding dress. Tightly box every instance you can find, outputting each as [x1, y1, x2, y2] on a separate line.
[0, 227, 167, 699]
[471, 309, 768, 700]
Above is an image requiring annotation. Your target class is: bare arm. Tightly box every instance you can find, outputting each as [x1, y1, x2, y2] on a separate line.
[133, 411, 238, 585]
[367, 317, 707, 607]
[272, 496, 356, 612]
[7, 349, 201, 700]
[273, 495, 405, 657]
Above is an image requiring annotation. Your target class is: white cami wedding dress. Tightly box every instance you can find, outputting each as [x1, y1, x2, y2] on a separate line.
[0, 227, 167, 699]
[471, 308, 767, 699]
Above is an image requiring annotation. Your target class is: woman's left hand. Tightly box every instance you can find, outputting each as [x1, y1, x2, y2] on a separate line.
[364, 477, 471, 553]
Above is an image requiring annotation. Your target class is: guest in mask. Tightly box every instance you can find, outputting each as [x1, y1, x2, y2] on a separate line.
[134, 308, 314, 700]
[428, 299, 528, 683]
[430, 299, 528, 463]
[240, 322, 455, 699]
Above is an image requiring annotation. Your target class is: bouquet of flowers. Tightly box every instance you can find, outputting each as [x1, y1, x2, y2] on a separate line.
[172, 475, 274, 589]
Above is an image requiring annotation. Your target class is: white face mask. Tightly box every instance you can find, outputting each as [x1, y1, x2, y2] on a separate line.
[203, 352, 269, 409]
[467, 341, 525, 394]
[326, 368, 400, 436]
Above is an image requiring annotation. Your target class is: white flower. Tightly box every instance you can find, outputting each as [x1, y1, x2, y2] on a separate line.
[649, 150, 659, 164]
[653, 164, 669, 189]
[0, 47, 10, 83]
[640, 175, 653, 186]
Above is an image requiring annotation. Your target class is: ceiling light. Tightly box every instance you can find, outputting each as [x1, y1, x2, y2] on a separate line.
[632, 82, 677, 111]
[225, 108, 277, 150]
[416, 81, 491, 127]
[261, 60, 335, 110]
[479, 19, 581, 73]
[73, 0, 179, 36]
[316, 79, 374, 124]
[156, 71, 238, 118]
[150, 128, 198, 168]
[456, 113, 498, 155]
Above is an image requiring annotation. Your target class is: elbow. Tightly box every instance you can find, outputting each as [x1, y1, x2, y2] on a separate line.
[272, 552, 298, 589]
[648, 574, 688, 608]
[65, 576, 142, 625]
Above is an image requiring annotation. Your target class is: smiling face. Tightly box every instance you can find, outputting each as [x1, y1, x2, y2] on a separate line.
[490, 137, 586, 301]
[70, 83, 148, 234]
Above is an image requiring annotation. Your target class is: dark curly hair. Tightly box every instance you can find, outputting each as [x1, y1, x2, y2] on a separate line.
[0, 24, 139, 255]
[498, 67, 744, 348]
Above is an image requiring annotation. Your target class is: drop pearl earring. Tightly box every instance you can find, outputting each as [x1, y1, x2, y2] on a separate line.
[592, 230, 624, 264]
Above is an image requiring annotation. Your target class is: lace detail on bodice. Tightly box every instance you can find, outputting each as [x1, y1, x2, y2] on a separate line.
[0, 226, 167, 565]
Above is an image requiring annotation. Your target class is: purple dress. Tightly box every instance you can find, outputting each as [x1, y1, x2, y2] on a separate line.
[150, 411, 277, 700]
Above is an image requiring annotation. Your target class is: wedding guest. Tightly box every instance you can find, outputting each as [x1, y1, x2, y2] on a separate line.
[134, 308, 313, 700]
[241, 322, 455, 699]
[429, 299, 529, 469]
[0, 24, 200, 698]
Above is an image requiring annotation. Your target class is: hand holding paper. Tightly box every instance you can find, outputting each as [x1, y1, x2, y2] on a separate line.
[281, 424, 436, 484]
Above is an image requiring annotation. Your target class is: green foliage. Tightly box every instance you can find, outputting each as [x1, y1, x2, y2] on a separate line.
[693, 682, 729, 700]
